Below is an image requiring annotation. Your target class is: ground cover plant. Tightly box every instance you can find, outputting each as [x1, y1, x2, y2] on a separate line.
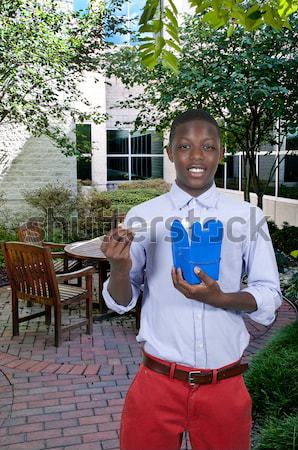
[245, 321, 298, 449]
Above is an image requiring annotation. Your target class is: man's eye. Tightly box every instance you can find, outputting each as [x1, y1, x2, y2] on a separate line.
[177, 144, 190, 150]
[202, 144, 216, 152]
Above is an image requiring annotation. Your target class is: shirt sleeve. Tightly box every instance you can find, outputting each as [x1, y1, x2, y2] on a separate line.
[102, 207, 146, 315]
[241, 207, 282, 326]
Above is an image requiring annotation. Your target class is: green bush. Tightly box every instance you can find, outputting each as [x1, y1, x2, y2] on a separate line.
[245, 322, 298, 421]
[102, 188, 163, 212]
[269, 222, 298, 255]
[0, 224, 18, 268]
[23, 183, 77, 238]
[75, 190, 113, 240]
[285, 273, 298, 306]
[245, 322, 298, 449]
[255, 414, 298, 450]
[118, 179, 170, 193]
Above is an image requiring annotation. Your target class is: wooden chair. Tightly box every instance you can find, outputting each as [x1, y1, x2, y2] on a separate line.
[3, 241, 95, 347]
[17, 222, 82, 276]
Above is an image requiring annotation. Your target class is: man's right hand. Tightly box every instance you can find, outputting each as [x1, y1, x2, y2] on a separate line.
[100, 226, 134, 276]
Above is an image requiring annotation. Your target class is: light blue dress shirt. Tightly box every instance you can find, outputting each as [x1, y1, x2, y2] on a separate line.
[103, 182, 282, 369]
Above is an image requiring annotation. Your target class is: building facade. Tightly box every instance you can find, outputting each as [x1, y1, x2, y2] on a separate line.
[0, 0, 297, 226]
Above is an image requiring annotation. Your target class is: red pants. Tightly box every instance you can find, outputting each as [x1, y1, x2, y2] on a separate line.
[121, 355, 252, 450]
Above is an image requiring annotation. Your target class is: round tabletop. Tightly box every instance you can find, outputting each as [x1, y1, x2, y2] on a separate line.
[64, 237, 106, 261]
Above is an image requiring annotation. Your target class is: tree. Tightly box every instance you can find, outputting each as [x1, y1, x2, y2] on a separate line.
[139, 0, 298, 72]
[103, 17, 298, 208]
[0, 0, 106, 155]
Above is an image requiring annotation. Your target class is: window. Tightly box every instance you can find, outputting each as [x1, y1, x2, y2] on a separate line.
[106, 0, 147, 45]
[107, 130, 163, 182]
[76, 124, 92, 181]
[284, 155, 298, 182]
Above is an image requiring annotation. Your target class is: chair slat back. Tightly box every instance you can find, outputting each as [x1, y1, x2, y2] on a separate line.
[18, 222, 43, 246]
[3, 242, 60, 306]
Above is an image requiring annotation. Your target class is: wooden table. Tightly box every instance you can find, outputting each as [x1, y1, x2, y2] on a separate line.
[64, 237, 109, 314]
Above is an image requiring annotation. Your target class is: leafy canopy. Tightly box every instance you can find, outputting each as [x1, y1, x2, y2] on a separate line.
[138, 0, 298, 72]
[0, 0, 105, 155]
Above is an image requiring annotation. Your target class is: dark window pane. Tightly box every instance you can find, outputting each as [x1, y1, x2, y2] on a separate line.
[107, 130, 129, 154]
[77, 158, 91, 180]
[131, 157, 163, 180]
[284, 155, 298, 182]
[76, 124, 91, 154]
[226, 155, 239, 190]
[131, 132, 163, 155]
[107, 157, 129, 181]
[215, 164, 224, 188]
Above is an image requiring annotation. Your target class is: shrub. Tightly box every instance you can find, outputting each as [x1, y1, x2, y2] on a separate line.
[285, 273, 298, 305]
[255, 414, 298, 450]
[102, 188, 163, 212]
[23, 183, 77, 240]
[76, 190, 113, 240]
[245, 322, 298, 422]
[269, 222, 298, 255]
[118, 179, 170, 193]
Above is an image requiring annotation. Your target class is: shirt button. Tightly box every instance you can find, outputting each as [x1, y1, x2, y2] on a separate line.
[198, 343, 203, 349]
[197, 312, 202, 319]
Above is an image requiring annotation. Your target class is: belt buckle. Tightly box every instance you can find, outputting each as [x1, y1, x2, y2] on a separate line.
[188, 370, 202, 386]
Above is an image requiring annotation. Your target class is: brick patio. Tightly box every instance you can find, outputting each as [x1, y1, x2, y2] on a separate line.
[0, 282, 296, 450]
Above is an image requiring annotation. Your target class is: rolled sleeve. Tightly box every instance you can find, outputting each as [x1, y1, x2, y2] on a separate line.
[242, 207, 282, 325]
[101, 206, 146, 315]
[102, 278, 140, 315]
[242, 285, 282, 326]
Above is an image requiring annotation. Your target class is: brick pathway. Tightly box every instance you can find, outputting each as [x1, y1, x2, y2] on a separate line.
[0, 283, 296, 450]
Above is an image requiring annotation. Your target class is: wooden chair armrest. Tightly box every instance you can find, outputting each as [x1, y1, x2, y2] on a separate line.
[56, 266, 95, 283]
[51, 251, 67, 258]
[43, 242, 66, 249]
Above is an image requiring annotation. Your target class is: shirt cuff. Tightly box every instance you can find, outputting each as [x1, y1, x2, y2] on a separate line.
[102, 278, 139, 315]
[241, 286, 278, 326]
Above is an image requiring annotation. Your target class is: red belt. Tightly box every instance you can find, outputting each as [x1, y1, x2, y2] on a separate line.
[143, 353, 248, 386]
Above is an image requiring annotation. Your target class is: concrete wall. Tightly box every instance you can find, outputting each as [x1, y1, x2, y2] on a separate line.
[0, 132, 76, 215]
[106, 76, 144, 128]
[218, 188, 298, 227]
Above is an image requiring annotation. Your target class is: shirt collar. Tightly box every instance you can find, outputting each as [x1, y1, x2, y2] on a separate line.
[169, 181, 220, 210]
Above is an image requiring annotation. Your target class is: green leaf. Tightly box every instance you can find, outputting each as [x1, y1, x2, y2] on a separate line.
[165, 23, 180, 42]
[168, 0, 178, 16]
[277, 0, 298, 17]
[202, 10, 227, 28]
[141, 50, 157, 69]
[154, 35, 166, 58]
[165, 39, 181, 53]
[162, 49, 179, 73]
[227, 23, 235, 37]
[165, 6, 178, 29]
[139, 0, 159, 25]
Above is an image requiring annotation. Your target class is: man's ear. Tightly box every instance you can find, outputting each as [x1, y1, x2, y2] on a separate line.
[166, 146, 174, 162]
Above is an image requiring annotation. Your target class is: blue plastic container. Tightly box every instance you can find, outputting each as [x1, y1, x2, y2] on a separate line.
[171, 219, 223, 285]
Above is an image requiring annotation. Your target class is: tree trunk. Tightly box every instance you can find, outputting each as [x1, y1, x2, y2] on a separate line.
[257, 193, 263, 209]
[243, 154, 251, 202]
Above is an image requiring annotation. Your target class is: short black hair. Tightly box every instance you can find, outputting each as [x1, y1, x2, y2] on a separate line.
[169, 109, 220, 145]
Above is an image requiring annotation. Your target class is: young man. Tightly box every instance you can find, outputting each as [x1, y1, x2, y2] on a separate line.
[101, 109, 281, 450]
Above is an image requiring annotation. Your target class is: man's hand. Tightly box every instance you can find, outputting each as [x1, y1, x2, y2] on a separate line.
[171, 266, 257, 312]
[101, 226, 134, 276]
[171, 266, 228, 308]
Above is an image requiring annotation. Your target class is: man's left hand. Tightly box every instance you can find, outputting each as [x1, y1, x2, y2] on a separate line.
[171, 266, 228, 308]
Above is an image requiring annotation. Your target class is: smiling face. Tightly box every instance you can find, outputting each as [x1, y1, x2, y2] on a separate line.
[167, 119, 224, 197]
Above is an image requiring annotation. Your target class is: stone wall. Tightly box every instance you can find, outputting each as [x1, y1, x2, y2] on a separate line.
[0, 130, 76, 215]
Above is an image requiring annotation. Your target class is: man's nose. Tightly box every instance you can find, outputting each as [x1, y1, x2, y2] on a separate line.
[189, 145, 204, 159]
